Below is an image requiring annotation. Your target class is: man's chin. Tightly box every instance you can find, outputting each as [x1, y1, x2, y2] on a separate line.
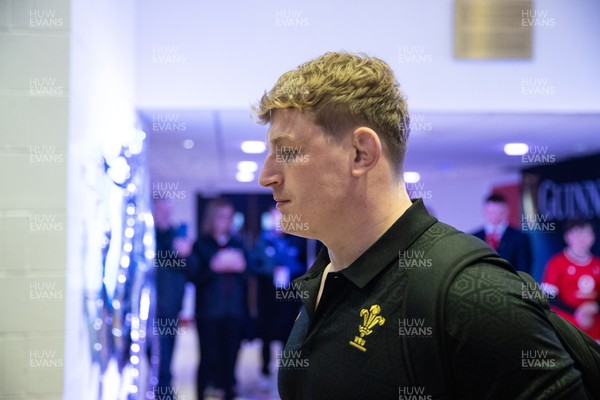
[275, 223, 315, 239]
[284, 229, 316, 239]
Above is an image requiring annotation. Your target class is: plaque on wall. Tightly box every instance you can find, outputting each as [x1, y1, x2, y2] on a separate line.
[454, 0, 533, 59]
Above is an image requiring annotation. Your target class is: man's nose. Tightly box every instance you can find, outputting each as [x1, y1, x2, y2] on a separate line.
[258, 151, 282, 188]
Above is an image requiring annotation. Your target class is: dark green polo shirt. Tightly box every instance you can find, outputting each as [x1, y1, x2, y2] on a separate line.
[278, 199, 586, 400]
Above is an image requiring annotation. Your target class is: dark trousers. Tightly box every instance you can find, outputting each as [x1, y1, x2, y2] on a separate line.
[196, 316, 242, 400]
[150, 314, 179, 395]
[158, 331, 177, 388]
[261, 339, 273, 375]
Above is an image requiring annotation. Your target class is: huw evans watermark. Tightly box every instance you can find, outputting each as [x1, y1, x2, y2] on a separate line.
[275, 146, 310, 164]
[277, 213, 309, 232]
[275, 9, 309, 27]
[521, 146, 556, 166]
[409, 113, 433, 133]
[29, 213, 64, 231]
[521, 9, 556, 28]
[521, 78, 556, 96]
[399, 386, 432, 400]
[153, 386, 188, 400]
[30, 281, 63, 300]
[152, 113, 187, 133]
[521, 213, 556, 232]
[522, 350, 556, 370]
[398, 318, 432, 337]
[29, 145, 64, 164]
[152, 182, 187, 200]
[154, 250, 187, 269]
[29, 350, 63, 368]
[398, 46, 433, 64]
[406, 182, 433, 200]
[29, 77, 64, 96]
[522, 281, 556, 301]
[275, 281, 309, 301]
[152, 45, 187, 63]
[29, 9, 64, 28]
[399, 250, 432, 269]
[276, 349, 309, 369]
[152, 318, 187, 336]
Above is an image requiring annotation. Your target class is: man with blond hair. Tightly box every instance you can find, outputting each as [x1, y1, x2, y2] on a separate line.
[255, 52, 588, 399]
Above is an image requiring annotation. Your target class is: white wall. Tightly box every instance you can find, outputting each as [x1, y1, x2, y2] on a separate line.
[134, 0, 600, 113]
[421, 168, 521, 233]
[65, 0, 137, 399]
[0, 0, 70, 398]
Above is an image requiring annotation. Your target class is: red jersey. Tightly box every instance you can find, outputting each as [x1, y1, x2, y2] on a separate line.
[542, 250, 600, 339]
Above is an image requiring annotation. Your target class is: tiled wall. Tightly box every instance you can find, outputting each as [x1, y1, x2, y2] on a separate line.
[0, 0, 70, 398]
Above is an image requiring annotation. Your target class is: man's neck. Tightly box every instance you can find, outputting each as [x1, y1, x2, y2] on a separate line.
[323, 189, 412, 272]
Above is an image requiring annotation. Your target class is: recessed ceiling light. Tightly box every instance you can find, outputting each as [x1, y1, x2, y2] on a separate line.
[183, 139, 194, 149]
[237, 161, 258, 172]
[236, 171, 254, 182]
[241, 141, 266, 154]
[403, 171, 420, 183]
[504, 143, 529, 156]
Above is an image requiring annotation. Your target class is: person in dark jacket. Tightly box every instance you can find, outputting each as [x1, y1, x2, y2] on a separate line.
[250, 206, 306, 378]
[472, 193, 532, 274]
[153, 199, 192, 394]
[188, 198, 248, 400]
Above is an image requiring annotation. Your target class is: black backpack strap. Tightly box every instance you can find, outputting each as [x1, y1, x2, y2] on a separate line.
[401, 222, 510, 398]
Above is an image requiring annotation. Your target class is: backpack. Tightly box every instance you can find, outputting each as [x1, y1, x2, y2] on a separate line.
[400, 221, 600, 399]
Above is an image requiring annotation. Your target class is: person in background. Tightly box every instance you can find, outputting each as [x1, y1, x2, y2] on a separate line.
[250, 206, 305, 380]
[542, 220, 600, 340]
[188, 198, 248, 400]
[152, 199, 192, 394]
[472, 193, 532, 273]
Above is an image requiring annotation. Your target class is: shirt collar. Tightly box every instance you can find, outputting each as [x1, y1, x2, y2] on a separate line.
[484, 221, 508, 237]
[296, 199, 438, 289]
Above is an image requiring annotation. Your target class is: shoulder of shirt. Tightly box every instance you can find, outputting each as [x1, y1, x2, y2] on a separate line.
[444, 261, 532, 337]
[455, 259, 520, 277]
[546, 251, 568, 264]
[446, 260, 522, 300]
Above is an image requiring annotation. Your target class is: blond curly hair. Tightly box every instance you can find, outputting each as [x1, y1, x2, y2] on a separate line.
[253, 52, 411, 173]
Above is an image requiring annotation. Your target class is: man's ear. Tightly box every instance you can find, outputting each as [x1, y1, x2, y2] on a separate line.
[351, 127, 382, 177]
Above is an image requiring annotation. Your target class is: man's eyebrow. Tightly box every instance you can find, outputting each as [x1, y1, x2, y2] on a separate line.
[267, 135, 293, 148]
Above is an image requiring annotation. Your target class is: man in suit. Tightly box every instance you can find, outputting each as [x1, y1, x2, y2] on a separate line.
[472, 193, 532, 274]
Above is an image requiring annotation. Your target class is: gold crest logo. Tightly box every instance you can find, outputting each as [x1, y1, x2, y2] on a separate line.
[349, 304, 385, 352]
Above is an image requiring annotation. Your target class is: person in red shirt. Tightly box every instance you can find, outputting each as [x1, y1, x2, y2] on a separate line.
[542, 220, 600, 340]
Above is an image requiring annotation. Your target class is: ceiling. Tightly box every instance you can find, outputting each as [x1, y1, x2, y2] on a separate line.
[139, 109, 600, 193]
[134, 0, 600, 193]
